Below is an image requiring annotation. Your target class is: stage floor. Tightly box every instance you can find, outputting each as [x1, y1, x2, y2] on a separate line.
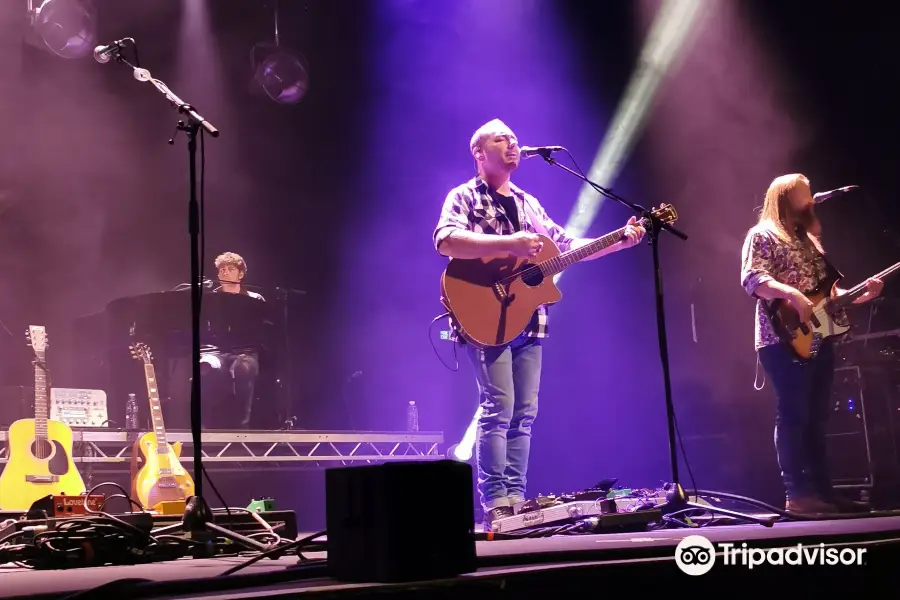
[2, 514, 899, 598]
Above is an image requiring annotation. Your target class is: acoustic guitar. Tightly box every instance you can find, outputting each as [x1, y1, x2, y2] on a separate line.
[440, 204, 678, 348]
[128, 341, 195, 510]
[0, 326, 85, 510]
[767, 260, 900, 359]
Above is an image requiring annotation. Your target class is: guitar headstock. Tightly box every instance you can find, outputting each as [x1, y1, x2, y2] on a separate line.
[651, 203, 677, 225]
[26, 325, 47, 355]
[129, 341, 153, 365]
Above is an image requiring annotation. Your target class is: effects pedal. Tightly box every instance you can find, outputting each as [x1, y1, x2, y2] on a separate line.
[27, 493, 105, 518]
[50, 388, 108, 427]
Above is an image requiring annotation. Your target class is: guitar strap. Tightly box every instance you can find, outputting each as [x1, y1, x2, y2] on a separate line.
[520, 194, 551, 238]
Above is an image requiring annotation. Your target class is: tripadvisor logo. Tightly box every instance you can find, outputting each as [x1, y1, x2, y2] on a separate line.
[675, 535, 866, 575]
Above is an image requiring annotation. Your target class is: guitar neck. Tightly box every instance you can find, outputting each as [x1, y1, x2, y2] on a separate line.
[833, 260, 900, 307]
[144, 364, 169, 449]
[538, 225, 629, 277]
[33, 351, 48, 439]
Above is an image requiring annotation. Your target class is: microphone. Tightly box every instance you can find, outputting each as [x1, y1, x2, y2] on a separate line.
[520, 145, 565, 158]
[813, 185, 859, 204]
[93, 38, 128, 64]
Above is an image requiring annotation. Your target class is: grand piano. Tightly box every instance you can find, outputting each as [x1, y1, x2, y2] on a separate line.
[72, 288, 287, 430]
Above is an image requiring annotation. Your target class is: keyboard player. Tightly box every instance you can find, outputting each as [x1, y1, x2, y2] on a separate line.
[195, 252, 265, 429]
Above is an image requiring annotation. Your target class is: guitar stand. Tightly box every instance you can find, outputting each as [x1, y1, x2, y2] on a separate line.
[536, 151, 773, 528]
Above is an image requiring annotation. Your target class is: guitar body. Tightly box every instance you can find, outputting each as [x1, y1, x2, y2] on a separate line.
[131, 432, 194, 509]
[768, 278, 850, 360]
[441, 234, 562, 348]
[0, 418, 85, 510]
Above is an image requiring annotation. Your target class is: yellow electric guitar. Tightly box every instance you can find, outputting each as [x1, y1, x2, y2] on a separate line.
[0, 326, 85, 510]
[128, 342, 195, 510]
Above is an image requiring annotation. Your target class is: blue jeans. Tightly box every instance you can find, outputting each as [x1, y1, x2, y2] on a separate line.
[758, 341, 835, 501]
[465, 335, 542, 511]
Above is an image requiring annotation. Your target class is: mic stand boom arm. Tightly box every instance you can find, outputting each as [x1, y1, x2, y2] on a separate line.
[108, 53, 270, 548]
[538, 152, 773, 527]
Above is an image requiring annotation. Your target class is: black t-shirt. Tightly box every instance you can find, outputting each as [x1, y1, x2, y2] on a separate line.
[207, 287, 266, 355]
[490, 189, 520, 232]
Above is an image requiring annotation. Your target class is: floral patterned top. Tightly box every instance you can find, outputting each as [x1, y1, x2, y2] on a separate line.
[740, 223, 843, 350]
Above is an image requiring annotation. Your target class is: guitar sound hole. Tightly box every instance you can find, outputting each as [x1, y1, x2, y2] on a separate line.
[520, 266, 545, 287]
[30, 438, 54, 460]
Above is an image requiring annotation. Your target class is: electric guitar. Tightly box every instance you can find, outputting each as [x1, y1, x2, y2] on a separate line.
[128, 342, 195, 510]
[0, 326, 85, 510]
[767, 260, 900, 359]
[440, 204, 678, 348]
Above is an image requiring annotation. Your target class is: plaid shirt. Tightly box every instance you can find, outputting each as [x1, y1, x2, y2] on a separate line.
[433, 177, 574, 342]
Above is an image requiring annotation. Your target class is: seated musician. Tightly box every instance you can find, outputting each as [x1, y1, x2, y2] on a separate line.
[199, 252, 265, 429]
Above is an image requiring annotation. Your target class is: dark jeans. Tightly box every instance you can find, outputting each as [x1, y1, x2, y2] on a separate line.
[200, 351, 259, 429]
[758, 341, 836, 501]
[167, 352, 259, 429]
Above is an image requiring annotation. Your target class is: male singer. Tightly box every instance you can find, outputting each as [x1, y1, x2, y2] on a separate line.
[741, 174, 882, 513]
[433, 119, 645, 530]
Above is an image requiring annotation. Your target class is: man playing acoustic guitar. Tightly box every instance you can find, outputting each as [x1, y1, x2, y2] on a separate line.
[433, 119, 644, 530]
[741, 173, 882, 514]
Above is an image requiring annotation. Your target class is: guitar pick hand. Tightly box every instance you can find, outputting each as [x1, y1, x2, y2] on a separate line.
[507, 232, 543, 257]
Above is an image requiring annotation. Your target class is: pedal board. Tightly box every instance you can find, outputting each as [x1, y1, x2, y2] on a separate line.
[491, 498, 661, 533]
[0, 509, 297, 552]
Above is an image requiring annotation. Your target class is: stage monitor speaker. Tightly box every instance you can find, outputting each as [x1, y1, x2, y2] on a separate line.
[325, 459, 477, 583]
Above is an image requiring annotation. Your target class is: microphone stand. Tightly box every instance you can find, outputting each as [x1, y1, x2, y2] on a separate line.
[106, 50, 269, 551]
[536, 150, 773, 527]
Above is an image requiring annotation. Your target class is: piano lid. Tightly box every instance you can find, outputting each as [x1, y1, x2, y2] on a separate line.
[95, 289, 275, 353]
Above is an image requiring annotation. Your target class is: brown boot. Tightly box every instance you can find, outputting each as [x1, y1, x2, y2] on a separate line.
[785, 496, 838, 514]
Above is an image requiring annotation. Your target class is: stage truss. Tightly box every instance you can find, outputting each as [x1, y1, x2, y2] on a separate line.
[0, 430, 445, 475]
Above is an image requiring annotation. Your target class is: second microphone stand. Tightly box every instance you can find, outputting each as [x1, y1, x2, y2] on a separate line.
[108, 46, 271, 550]
[536, 150, 773, 527]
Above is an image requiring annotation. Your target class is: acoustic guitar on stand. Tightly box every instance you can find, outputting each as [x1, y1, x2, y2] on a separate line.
[0, 326, 85, 510]
[128, 342, 195, 510]
[440, 204, 678, 348]
[766, 260, 900, 359]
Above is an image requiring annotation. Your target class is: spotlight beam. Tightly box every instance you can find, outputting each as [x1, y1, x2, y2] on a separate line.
[556, 0, 702, 284]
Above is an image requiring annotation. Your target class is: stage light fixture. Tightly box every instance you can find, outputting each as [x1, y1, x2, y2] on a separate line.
[252, 45, 310, 105]
[250, 0, 310, 105]
[28, 0, 97, 60]
[446, 444, 472, 462]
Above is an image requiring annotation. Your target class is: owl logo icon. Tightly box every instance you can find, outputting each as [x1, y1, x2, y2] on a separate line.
[675, 535, 716, 575]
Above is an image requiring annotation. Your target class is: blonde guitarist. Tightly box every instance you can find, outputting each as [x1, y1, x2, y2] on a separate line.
[0, 326, 85, 510]
[432, 119, 645, 532]
[128, 342, 195, 510]
[741, 173, 882, 516]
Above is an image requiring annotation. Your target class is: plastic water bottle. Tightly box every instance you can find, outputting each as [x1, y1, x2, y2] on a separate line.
[406, 401, 419, 432]
[125, 393, 138, 430]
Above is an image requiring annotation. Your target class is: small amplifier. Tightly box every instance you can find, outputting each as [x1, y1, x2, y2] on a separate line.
[50, 388, 108, 427]
[27, 494, 105, 518]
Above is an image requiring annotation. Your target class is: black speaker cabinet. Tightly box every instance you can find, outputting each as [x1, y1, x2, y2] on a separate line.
[325, 459, 477, 582]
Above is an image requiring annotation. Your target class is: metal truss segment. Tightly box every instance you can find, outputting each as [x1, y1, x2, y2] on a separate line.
[0, 430, 445, 474]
